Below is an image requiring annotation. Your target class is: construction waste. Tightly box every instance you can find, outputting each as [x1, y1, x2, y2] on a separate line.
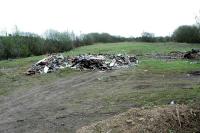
[183, 49, 200, 59]
[169, 49, 200, 59]
[154, 49, 200, 60]
[26, 54, 138, 75]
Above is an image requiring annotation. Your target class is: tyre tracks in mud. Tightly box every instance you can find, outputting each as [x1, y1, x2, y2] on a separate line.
[0, 71, 111, 132]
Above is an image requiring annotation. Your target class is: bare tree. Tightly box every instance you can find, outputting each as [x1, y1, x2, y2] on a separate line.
[13, 25, 20, 36]
[0, 28, 8, 36]
[195, 10, 200, 28]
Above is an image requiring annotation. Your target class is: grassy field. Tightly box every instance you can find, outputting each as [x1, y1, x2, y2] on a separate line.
[1, 42, 200, 99]
[65, 42, 200, 56]
[1, 42, 200, 68]
[0, 42, 200, 132]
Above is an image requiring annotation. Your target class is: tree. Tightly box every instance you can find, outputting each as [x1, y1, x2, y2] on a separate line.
[141, 32, 156, 42]
[80, 34, 94, 45]
[195, 10, 200, 28]
[12, 25, 20, 36]
[0, 39, 5, 59]
[173, 25, 200, 43]
[44, 29, 74, 52]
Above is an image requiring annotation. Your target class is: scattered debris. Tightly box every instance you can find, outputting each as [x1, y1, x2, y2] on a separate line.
[61, 123, 65, 126]
[125, 119, 133, 124]
[170, 100, 175, 105]
[153, 53, 178, 60]
[97, 76, 109, 81]
[16, 119, 25, 122]
[26, 54, 68, 75]
[153, 49, 200, 60]
[168, 51, 185, 59]
[56, 115, 66, 119]
[169, 49, 200, 59]
[189, 71, 200, 76]
[184, 49, 200, 59]
[26, 54, 138, 75]
[138, 118, 145, 121]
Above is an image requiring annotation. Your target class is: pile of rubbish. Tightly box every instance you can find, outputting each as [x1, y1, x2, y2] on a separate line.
[169, 49, 200, 59]
[183, 49, 200, 59]
[26, 54, 138, 75]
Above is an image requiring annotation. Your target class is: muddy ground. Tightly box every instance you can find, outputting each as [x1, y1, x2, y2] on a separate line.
[0, 67, 200, 133]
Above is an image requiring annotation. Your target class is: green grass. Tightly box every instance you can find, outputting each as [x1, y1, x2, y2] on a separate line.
[0, 55, 44, 68]
[139, 59, 200, 73]
[0, 42, 200, 99]
[65, 42, 200, 56]
[1, 42, 200, 69]
[103, 87, 200, 107]
[1, 42, 200, 132]
[0, 65, 78, 96]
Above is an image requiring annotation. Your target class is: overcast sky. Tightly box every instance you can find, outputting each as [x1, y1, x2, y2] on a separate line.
[0, 0, 199, 37]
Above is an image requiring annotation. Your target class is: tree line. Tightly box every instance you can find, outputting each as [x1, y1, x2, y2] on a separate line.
[133, 13, 200, 43]
[172, 25, 200, 43]
[0, 30, 128, 60]
[0, 14, 200, 60]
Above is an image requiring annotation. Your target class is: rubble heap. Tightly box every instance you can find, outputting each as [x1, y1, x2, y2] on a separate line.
[183, 49, 200, 59]
[169, 49, 200, 59]
[26, 54, 138, 75]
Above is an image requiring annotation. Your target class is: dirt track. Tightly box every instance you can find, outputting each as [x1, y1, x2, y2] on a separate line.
[0, 69, 200, 133]
[0, 71, 105, 132]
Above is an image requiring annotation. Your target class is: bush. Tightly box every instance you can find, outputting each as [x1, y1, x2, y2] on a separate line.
[85, 33, 126, 43]
[81, 34, 94, 45]
[173, 25, 200, 43]
[140, 32, 156, 42]
[0, 28, 174, 60]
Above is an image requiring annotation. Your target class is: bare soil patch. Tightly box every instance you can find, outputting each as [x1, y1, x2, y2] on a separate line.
[77, 105, 200, 133]
[0, 69, 199, 132]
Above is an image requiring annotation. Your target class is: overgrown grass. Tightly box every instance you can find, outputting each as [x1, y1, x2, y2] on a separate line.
[0, 42, 200, 98]
[139, 59, 200, 73]
[1, 42, 200, 133]
[0, 55, 44, 68]
[103, 87, 200, 107]
[1, 42, 200, 69]
[65, 42, 200, 56]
